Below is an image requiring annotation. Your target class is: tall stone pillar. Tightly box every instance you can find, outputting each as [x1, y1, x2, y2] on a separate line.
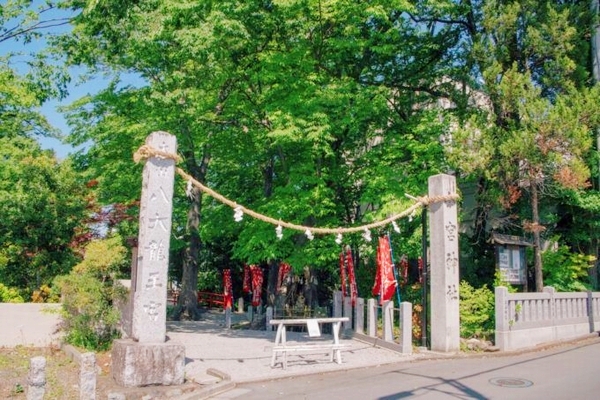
[428, 174, 460, 353]
[112, 132, 185, 387]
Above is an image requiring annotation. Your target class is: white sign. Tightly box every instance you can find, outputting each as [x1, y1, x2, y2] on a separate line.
[306, 319, 321, 337]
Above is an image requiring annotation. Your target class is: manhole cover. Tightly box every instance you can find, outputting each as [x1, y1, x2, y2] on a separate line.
[489, 377, 533, 388]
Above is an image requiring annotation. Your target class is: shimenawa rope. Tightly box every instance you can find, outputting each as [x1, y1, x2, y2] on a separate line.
[134, 145, 460, 236]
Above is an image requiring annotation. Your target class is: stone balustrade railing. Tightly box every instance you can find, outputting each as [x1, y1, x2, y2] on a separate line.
[495, 286, 600, 351]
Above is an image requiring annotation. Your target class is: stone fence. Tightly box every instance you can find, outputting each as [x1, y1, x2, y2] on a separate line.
[495, 286, 600, 351]
[331, 291, 413, 354]
[0, 303, 62, 347]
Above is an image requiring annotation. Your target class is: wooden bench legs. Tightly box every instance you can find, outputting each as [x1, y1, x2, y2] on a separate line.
[271, 344, 347, 369]
[270, 321, 348, 369]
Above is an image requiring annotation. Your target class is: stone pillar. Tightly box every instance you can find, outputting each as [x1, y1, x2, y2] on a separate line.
[544, 286, 556, 322]
[399, 302, 413, 354]
[494, 286, 509, 351]
[428, 174, 460, 353]
[588, 290, 595, 333]
[382, 300, 394, 342]
[367, 298, 377, 337]
[333, 291, 343, 318]
[131, 131, 177, 342]
[247, 306, 254, 322]
[27, 356, 45, 400]
[355, 297, 365, 334]
[80, 352, 96, 400]
[343, 296, 352, 330]
[225, 308, 232, 329]
[266, 306, 274, 331]
[237, 297, 244, 313]
[112, 132, 185, 387]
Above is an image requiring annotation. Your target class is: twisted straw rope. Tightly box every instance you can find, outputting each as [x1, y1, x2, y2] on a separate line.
[134, 144, 183, 164]
[135, 145, 460, 235]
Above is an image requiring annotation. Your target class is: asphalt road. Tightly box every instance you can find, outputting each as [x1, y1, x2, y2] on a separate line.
[212, 336, 600, 400]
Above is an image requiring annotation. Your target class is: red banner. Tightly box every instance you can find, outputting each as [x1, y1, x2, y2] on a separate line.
[223, 269, 233, 309]
[243, 264, 251, 293]
[400, 255, 409, 286]
[346, 249, 358, 307]
[373, 236, 397, 305]
[339, 251, 347, 297]
[278, 262, 291, 290]
[251, 265, 263, 307]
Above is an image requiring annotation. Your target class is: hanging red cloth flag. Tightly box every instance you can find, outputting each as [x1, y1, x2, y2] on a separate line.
[346, 248, 358, 307]
[243, 264, 251, 294]
[418, 257, 423, 284]
[278, 262, 291, 290]
[223, 269, 233, 309]
[400, 255, 409, 286]
[339, 251, 347, 297]
[373, 236, 397, 305]
[250, 265, 263, 307]
[372, 243, 382, 297]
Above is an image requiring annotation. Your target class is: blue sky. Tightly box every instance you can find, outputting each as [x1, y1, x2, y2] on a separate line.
[2, 1, 132, 159]
[38, 70, 144, 158]
[2, 2, 85, 158]
[37, 72, 111, 158]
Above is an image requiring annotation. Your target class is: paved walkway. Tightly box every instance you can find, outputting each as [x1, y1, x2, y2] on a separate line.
[167, 310, 412, 385]
[104, 309, 599, 399]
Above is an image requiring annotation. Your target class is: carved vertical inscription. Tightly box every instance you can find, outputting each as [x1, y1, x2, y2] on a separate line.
[131, 132, 177, 343]
[428, 174, 460, 352]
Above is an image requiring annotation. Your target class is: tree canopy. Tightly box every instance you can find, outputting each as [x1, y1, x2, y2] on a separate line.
[1, 0, 599, 303]
[0, 136, 87, 291]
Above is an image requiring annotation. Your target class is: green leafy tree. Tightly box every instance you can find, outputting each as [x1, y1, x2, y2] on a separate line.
[0, 136, 88, 293]
[62, 0, 455, 313]
[0, 0, 72, 139]
[542, 240, 595, 292]
[443, 0, 600, 291]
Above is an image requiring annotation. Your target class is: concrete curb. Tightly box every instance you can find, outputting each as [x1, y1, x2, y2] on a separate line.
[179, 368, 236, 400]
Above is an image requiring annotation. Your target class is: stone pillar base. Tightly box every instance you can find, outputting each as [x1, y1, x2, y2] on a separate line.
[111, 339, 185, 387]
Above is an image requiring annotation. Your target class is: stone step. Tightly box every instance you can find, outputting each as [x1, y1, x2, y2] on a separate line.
[193, 372, 221, 385]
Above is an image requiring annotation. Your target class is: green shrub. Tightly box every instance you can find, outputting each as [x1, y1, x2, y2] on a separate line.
[54, 236, 128, 351]
[31, 284, 60, 303]
[542, 243, 594, 292]
[459, 280, 494, 340]
[0, 283, 24, 303]
[493, 270, 518, 293]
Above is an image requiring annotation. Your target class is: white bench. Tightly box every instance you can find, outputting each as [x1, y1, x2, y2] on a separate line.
[269, 317, 349, 369]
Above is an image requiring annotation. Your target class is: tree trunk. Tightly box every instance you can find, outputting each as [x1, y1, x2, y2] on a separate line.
[177, 146, 210, 320]
[531, 180, 544, 292]
[178, 184, 203, 320]
[263, 158, 278, 308]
